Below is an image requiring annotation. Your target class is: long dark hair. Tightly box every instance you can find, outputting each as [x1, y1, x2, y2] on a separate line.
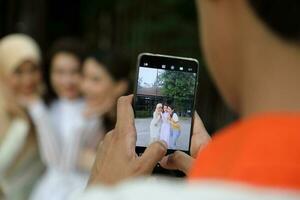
[168, 104, 175, 118]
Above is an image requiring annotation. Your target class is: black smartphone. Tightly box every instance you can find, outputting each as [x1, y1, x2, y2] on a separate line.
[134, 53, 199, 156]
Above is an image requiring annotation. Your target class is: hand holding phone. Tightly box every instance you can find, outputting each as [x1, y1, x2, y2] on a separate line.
[160, 112, 211, 174]
[88, 95, 168, 186]
[88, 96, 210, 185]
[88, 53, 206, 185]
[134, 53, 199, 155]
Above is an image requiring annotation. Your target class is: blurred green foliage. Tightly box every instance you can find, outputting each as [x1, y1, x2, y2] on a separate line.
[157, 71, 196, 115]
[158, 71, 196, 100]
[135, 110, 151, 118]
[80, 0, 202, 60]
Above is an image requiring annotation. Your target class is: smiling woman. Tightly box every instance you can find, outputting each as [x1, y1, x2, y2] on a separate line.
[81, 50, 131, 132]
[29, 37, 89, 200]
[0, 33, 44, 200]
[46, 37, 85, 102]
[0, 34, 42, 101]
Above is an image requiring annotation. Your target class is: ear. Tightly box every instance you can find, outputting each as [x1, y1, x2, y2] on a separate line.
[113, 80, 129, 97]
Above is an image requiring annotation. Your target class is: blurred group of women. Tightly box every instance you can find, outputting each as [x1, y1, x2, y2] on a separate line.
[0, 33, 131, 200]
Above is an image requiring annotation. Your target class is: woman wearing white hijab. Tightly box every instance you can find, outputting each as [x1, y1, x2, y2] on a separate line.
[0, 34, 45, 199]
[149, 103, 163, 144]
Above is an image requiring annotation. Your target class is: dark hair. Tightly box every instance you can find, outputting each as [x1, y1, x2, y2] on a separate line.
[44, 37, 86, 104]
[168, 104, 175, 118]
[168, 105, 175, 111]
[87, 50, 131, 82]
[49, 37, 86, 63]
[85, 50, 132, 132]
[248, 0, 300, 41]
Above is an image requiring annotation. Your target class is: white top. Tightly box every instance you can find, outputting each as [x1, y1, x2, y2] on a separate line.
[150, 112, 162, 127]
[28, 99, 88, 170]
[49, 98, 85, 171]
[75, 178, 300, 200]
[28, 97, 104, 172]
[28, 100, 60, 168]
[172, 113, 179, 122]
[29, 98, 101, 200]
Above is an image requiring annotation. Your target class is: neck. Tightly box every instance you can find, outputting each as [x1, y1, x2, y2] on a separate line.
[240, 36, 300, 117]
[235, 3, 300, 118]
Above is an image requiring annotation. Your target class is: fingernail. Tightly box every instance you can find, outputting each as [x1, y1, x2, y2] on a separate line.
[159, 140, 168, 149]
[167, 154, 175, 164]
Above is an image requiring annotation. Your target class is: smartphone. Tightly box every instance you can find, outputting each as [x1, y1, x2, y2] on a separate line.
[134, 53, 199, 156]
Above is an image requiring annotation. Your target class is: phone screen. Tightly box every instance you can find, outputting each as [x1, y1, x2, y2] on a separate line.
[134, 53, 199, 154]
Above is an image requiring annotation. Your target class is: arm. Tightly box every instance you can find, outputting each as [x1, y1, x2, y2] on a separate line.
[27, 100, 61, 167]
[0, 119, 28, 175]
[152, 112, 161, 125]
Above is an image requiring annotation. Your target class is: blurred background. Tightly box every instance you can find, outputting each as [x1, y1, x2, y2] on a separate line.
[0, 0, 236, 134]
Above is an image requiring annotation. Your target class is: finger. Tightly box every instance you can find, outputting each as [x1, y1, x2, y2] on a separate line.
[191, 112, 211, 157]
[116, 95, 135, 131]
[96, 130, 114, 156]
[159, 156, 178, 171]
[137, 140, 167, 174]
[161, 151, 194, 174]
[89, 130, 115, 185]
[114, 95, 138, 154]
[193, 111, 206, 136]
[101, 131, 114, 148]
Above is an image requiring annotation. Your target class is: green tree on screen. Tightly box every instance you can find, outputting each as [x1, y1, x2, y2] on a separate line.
[157, 71, 196, 113]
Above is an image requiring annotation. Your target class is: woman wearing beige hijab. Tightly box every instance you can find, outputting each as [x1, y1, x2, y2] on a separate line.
[0, 34, 45, 199]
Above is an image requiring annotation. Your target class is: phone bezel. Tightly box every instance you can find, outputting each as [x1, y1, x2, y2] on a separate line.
[134, 53, 199, 156]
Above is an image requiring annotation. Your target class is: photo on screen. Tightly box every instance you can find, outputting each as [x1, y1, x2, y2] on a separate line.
[135, 66, 197, 151]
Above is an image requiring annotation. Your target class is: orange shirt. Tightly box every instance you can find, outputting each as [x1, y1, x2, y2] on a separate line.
[189, 113, 300, 190]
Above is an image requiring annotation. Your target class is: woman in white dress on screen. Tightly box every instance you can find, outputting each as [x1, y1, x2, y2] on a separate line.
[160, 104, 171, 147]
[149, 103, 163, 144]
[31, 38, 90, 200]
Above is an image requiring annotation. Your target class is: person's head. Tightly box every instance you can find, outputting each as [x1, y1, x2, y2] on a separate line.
[196, 0, 300, 114]
[168, 105, 175, 115]
[0, 34, 42, 97]
[163, 105, 168, 113]
[81, 51, 130, 108]
[155, 103, 163, 113]
[49, 37, 85, 100]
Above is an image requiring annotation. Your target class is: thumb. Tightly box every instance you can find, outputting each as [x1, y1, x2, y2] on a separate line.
[160, 151, 194, 174]
[137, 140, 167, 174]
